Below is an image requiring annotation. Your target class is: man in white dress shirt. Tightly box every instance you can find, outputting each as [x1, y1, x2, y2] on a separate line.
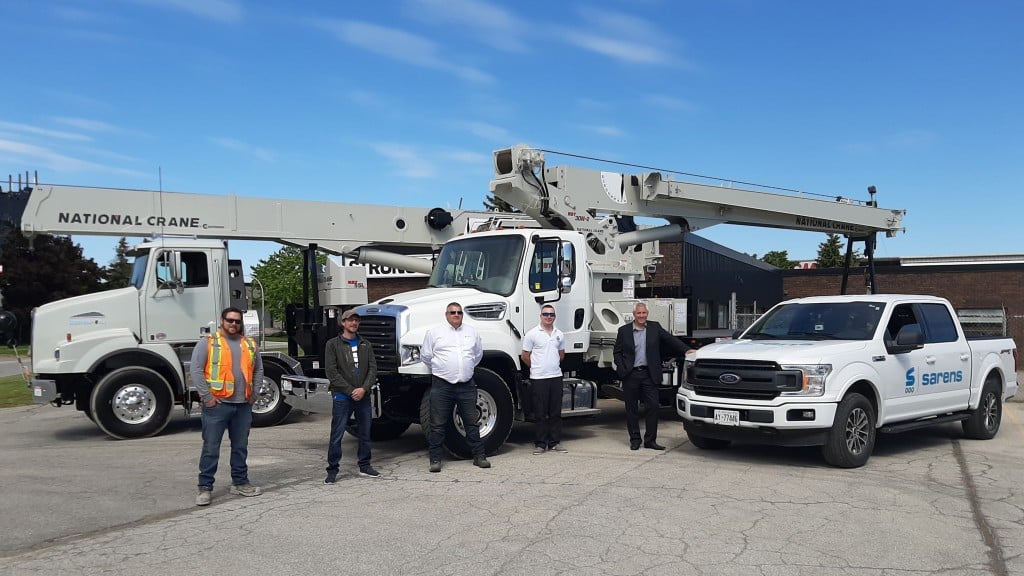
[421, 302, 491, 473]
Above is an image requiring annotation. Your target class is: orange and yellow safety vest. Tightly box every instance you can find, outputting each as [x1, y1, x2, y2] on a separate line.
[204, 331, 257, 400]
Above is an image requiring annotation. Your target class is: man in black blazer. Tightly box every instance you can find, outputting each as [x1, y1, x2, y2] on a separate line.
[613, 302, 691, 450]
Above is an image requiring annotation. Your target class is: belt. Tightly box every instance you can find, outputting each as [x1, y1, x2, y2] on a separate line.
[633, 366, 648, 371]
[432, 375, 473, 386]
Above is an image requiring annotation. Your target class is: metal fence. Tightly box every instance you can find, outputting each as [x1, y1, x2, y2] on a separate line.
[957, 308, 1007, 338]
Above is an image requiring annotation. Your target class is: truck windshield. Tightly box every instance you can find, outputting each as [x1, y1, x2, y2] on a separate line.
[428, 235, 525, 296]
[744, 301, 885, 341]
[129, 251, 149, 289]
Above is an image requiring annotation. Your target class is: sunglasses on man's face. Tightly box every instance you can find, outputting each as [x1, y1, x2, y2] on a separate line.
[541, 313, 556, 318]
[447, 310, 464, 316]
[223, 318, 243, 325]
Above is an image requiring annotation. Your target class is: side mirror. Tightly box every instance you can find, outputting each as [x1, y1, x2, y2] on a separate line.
[558, 241, 574, 293]
[887, 323, 924, 354]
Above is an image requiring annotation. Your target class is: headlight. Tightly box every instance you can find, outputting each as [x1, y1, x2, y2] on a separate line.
[401, 345, 421, 366]
[779, 364, 831, 396]
[680, 359, 695, 390]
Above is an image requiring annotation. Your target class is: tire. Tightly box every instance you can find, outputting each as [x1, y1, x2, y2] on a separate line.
[90, 367, 174, 439]
[349, 415, 412, 441]
[687, 431, 731, 450]
[822, 393, 876, 468]
[251, 363, 293, 428]
[963, 377, 1002, 440]
[419, 367, 515, 459]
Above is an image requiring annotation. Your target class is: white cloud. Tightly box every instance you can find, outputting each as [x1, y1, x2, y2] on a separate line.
[316, 20, 494, 84]
[0, 138, 144, 177]
[405, 0, 529, 53]
[842, 130, 939, 155]
[371, 143, 436, 179]
[52, 117, 118, 133]
[127, 0, 243, 23]
[644, 95, 697, 112]
[209, 137, 276, 162]
[579, 124, 627, 138]
[561, 7, 685, 67]
[0, 121, 92, 142]
[459, 121, 512, 143]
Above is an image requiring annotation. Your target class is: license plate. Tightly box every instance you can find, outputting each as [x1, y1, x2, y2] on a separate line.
[713, 409, 740, 426]
[281, 380, 292, 392]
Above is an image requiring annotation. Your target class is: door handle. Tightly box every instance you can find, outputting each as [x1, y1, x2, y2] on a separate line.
[960, 354, 970, 361]
[925, 356, 937, 364]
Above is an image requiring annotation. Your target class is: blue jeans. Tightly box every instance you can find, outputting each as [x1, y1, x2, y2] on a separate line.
[427, 377, 484, 461]
[198, 401, 252, 489]
[326, 393, 372, 473]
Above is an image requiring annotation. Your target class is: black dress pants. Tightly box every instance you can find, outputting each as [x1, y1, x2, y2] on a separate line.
[623, 368, 659, 444]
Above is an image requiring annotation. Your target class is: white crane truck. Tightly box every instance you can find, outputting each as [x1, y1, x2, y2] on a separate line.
[284, 145, 906, 457]
[678, 294, 1018, 467]
[0, 178, 515, 439]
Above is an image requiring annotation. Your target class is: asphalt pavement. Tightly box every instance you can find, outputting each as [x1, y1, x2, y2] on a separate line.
[2, 395, 1024, 575]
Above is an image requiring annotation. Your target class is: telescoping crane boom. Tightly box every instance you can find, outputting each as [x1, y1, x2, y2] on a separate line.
[492, 145, 901, 242]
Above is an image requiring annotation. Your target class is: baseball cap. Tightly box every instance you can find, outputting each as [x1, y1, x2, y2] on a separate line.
[341, 309, 360, 320]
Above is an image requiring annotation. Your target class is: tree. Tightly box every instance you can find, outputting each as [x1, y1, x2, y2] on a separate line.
[815, 233, 862, 268]
[105, 237, 133, 288]
[760, 250, 796, 269]
[0, 227, 105, 343]
[250, 246, 327, 324]
[483, 193, 516, 213]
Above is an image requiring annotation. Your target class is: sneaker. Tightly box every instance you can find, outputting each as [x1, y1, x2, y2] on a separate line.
[324, 474, 337, 484]
[532, 445, 547, 455]
[429, 460, 442, 473]
[359, 466, 381, 478]
[548, 443, 568, 453]
[229, 484, 263, 497]
[195, 489, 212, 506]
[473, 456, 491, 469]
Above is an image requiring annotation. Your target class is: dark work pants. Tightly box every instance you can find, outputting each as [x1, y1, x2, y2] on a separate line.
[428, 376, 484, 461]
[530, 376, 563, 448]
[623, 368, 659, 444]
[198, 401, 252, 489]
[326, 394, 373, 474]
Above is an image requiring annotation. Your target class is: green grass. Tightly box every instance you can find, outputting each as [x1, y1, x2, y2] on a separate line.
[0, 345, 29, 357]
[0, 374, 32, 409]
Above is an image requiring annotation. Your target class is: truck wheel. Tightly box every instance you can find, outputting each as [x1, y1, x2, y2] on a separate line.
[90, 367, 173, 439]
[687, 431, 731, 450]
[418, 367, 514, 459]
[349, 416, 412, 441]
[251, 364, 293, 428]
[963, 378, 1002, 440]
[822, 393, 875, 468]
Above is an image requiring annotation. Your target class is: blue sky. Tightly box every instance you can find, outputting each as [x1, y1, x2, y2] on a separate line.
[2, 0, 1022, 273]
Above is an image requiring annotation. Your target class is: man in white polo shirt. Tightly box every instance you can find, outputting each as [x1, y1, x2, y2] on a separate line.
[521, 304, 567, 455]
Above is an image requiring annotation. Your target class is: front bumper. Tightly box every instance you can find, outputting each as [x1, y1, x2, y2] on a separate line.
[281, 375, 382, 417]
[30, 379, 58, 404]
[676, 390, 838, 447]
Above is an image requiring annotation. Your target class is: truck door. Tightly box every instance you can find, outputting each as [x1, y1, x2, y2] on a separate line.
[143, 248, 220, 344]
[916, 302, 971, 412]
[879, 302, 969, 421]
[523, 236, 588, 354]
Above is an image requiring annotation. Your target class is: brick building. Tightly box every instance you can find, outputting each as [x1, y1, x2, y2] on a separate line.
[781, 256, 1024, 348]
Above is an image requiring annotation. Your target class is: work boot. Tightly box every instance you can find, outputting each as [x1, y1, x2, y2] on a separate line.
[229, 484, 263, 497]
[195, 489, 212, 507]
[473, 456, 491, 469]
[429, 460, 442, 473]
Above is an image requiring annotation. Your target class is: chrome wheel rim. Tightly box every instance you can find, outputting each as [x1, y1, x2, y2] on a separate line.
[454, 389, 498, 438]
[845, 407, 870, 455]
[982, 392, 1000, 431]
[112, 385, 157, 424]
[252, 376, 279, 415]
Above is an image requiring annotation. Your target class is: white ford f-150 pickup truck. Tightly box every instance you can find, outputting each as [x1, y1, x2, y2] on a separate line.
[677, 294, 1018, 467]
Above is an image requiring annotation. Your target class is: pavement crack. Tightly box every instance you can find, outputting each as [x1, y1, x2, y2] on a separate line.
[952, 438, 1007, 576]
